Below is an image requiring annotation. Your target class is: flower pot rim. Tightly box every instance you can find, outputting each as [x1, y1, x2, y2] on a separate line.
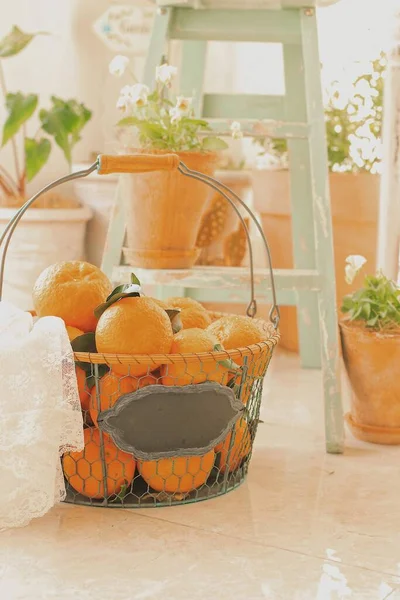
[0, 205, 92, 222]
[339, 318, 400, 339]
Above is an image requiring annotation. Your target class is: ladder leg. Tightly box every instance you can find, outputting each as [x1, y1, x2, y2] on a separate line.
[143, 8, 172, 87]
[300, 8, 344, 453]
[283, 42, 321, 369]
[180, 41, 207, 115]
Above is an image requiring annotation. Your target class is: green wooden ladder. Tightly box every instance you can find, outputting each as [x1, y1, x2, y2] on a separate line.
[102, 2, 344, 454]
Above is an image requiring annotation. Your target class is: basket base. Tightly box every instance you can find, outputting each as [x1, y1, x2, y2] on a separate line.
[63, 465, 247, 508]
[345, 413, 400, 445]
[123, 247, 200, 269]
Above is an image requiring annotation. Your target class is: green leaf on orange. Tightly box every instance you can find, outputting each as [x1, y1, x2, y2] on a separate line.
[71, 333, 109, 380]
[94, 273, 141, 320]
[214, 344, 241, 372]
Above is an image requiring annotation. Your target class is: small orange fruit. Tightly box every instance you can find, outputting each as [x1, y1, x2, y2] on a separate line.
[160, 328, 228, 386]
[63, 428, 136, 500]
[207, 315, 265, 350]
[76, 366, 92, 413]
[66, 326, 84, 341]
[90, 371, 158, 427]
[138, 451, 215, 494]
[166, 297, 211, 330]
[215, 419, 251, 473]
[95, 297, 174, 376]
[33, 261, 112, 332]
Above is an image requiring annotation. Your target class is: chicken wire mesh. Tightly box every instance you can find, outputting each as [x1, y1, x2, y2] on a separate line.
[63, 316, 278, 508]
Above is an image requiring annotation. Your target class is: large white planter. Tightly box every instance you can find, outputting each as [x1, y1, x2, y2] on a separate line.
[0, 206, 92, 310]
[72, 163, 119, 267]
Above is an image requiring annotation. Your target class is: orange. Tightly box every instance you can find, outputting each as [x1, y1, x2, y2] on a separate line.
[33, 261, 112, 332]
[160, 328, 228, 386]
[63, 428, 136, 500]
[207, 315, 265, 350]
[150, 298, 169, 310]
[138, 451, 215, 494]
[215, 419, 251, 473]
[76, 366, 92, 413]
[166, 297, 211, 330]
[66, 326, 84, 341]
[90, 371, 158, 427]
[95, 296, 174, 376]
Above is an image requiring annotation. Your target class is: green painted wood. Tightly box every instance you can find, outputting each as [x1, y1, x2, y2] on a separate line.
[203, 94, 286, 121]
[143, 8, 172, 87]
[180, 40, 207, 115]
[113, 265, 323, 293]
[300, 9, 344, 453]
[101, 180, 126, 279]
[283, 43, 321, 369]
[207, 120, 309, 138]
[169, 8, 302, 44]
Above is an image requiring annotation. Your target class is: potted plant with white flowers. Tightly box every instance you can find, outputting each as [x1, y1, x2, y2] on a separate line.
[0, 26, 92, 309]
[340, 255, 400, 445]
[110, 55, 228, 270]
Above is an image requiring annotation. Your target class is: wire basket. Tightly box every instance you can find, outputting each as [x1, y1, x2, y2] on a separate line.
[0, 153, 280, 508]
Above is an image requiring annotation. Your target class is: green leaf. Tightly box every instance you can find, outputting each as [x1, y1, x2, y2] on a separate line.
[181, 117, 210, 129]
[71, 333, 109, 379]
[25, 137, 51, 181]
[0, 26, 47, 58]
[39, 97, 92, 165]
[94, 276, 142, 320]
[116, 116, 143, 127]
[214, 344, 241, 372]
[202, 136, 228, 151]
[2, 92, 38, 146]
[165, 309, 183, 334]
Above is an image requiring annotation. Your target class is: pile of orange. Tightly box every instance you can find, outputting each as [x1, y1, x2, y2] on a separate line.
[32, 261, 265, 500]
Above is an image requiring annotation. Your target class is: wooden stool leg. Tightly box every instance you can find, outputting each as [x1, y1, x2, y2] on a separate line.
[301, 8, 344, 453]
[180, 41, 207, 115]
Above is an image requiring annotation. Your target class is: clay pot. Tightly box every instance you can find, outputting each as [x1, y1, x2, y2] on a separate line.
[121, 150, 217, 269]
[252, 170, 380, 352]
[340, 321, 400, 444]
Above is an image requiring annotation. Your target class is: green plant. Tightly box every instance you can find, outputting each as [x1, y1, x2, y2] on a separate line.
[0, 26, 92, 201]
[110, 56, 227, 153]
[255, 52, 386, 173]
[341, 256, 400, 331]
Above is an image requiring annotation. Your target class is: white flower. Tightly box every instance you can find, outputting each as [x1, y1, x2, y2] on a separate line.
[176, 96, 192, 113]
[169, 96, 192, 123]
[156, 63, 178, 87]
[230, 121, 243, 140]
[345, 255, 367, 285]
[116, 83, 149, 112]
[109, 55, 130, 77]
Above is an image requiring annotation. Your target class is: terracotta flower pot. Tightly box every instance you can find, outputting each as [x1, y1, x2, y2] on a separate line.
[340, 321, 400, 444]
[252, 170, 380, 352]
[121, 150, 217, 269]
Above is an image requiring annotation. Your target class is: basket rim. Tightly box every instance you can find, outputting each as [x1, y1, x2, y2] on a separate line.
[74, 317, 280, 366]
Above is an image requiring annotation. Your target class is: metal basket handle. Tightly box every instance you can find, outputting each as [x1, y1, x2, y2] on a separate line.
[0, 153, 280, 328]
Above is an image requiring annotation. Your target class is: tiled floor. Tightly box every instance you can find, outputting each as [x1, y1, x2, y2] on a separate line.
[1, 350, 400, 599]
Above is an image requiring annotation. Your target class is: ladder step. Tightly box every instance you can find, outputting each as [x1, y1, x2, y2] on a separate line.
[207, 119, 309, 139]
[113, 266, 322, 290]
[169, 8, 302, 44]
[203, 94, 286, 121]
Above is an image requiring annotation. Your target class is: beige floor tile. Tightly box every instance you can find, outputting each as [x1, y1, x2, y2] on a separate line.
[0, 504, 398, 600]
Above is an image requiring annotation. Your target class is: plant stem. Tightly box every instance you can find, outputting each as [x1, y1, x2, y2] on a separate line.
[0, 61, 21, 187]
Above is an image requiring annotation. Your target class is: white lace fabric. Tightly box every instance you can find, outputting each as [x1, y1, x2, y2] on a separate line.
[0, 301, 84, 531]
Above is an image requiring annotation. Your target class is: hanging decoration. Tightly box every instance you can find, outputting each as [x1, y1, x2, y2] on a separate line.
[93, 2, 155, 55]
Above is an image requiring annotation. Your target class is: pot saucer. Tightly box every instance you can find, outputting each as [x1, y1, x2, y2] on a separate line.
[345, 413, 400, 445]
